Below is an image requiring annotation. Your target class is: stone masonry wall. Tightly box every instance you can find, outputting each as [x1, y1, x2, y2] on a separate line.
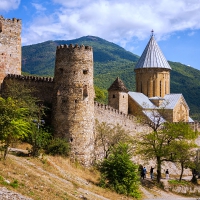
[52, 44, 95, 166]
[135, 68, 170, 98]
[1, 74, 54, 104]
[0, 16, 21, 86]
[94, 101, 149, 135]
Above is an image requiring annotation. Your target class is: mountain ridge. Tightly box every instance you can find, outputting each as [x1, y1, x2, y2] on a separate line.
[22, 36, 200, 120]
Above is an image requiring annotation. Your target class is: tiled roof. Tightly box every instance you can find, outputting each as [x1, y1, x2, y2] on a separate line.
[108, 77, 128, 92]
[128, 92, 156, 109]
[135, 35, 171, 70]
[143, 110, 166, 125]
[160, 94, 189, 110]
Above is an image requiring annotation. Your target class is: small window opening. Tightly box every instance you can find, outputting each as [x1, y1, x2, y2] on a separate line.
[62, 99, 67, 103]
[83, 69, 88, 74]
[59, 68, 63, 74]
[70, 138, 73, 142]
[113, 94, 115, 98]
[10, 54, 11, 57]
[123, 95, 124, 98]
[83, 85, 88, 98]
[0, 22, 2, 32]
[75, 99, 78, 103]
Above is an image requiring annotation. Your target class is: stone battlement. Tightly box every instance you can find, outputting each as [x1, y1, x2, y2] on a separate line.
[56, 44, 92, 51]
[0, 16, 21, 24]
[94, 101, 136, 120]
[4, 74, 54, 82]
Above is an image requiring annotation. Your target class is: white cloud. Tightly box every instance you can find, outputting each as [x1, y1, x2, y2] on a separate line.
[32, 3, 46, 12]
[22, 0, 200, 47]
[0, 0, 20, 11]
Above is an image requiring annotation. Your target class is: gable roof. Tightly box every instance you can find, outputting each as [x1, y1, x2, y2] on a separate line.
[160, 94, 190, 110]
[143, 110, 166, 125]
[108, 77, 128, 92]
[128, 92, 156, 109]
[135, 34, 171, 70]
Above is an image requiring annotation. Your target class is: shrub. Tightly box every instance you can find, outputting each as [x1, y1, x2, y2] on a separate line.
[98, 143, 141, 198]
[46, 138, 70, 157]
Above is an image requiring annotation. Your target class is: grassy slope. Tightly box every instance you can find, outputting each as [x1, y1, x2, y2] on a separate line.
[22, 36, 200, 120]
[0, 146, 134, 200]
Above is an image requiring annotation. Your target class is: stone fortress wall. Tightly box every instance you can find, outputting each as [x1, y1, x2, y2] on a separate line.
[2, 74, 54, 104]
[0, 16, 21, 85]
[1, 74, 149, 135]
[1, 15, 200, 169]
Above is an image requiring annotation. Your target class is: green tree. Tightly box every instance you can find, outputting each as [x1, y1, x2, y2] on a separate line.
[99, 143, 140, 198]
[94, 86, 107, 104]
[2, 80, 52, 157]
[95, 120, 132, 159]
[171, 140, 197, 181]
[164, 122, 198, 181]
[2, 79, 38, 116]
[0, 97, 31, 159]
[136, 122, 197, 183]
[26, 123, 51, 156]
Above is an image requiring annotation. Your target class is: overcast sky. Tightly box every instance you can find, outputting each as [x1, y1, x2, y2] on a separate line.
[1, 0, 200, 70]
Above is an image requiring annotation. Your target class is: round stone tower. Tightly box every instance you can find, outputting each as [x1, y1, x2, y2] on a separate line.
[52, 44, 95, 166]
[134, 32, 171, 98]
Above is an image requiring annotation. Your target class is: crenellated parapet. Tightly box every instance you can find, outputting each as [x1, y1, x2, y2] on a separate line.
[4, 74, 54, 82]
[56, 44, 92, 51]
[0, 15, 21, 35]
[94, 101, 135, 120]
[94, 101, 148, 135]
[2, 74, 55, 105]
[0, 15, 21, 23]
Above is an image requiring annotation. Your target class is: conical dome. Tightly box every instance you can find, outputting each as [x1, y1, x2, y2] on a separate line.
[135, 34, 171, 70]
[108, 77, 128, 92]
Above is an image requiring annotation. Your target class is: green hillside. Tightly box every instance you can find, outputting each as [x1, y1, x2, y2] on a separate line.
[22, 36, 200, 120]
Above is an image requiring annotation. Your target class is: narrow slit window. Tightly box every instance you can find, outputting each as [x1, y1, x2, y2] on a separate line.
[83, 85, 88, 98]
[160, 81, 162, 96]
[0, 22, 2, 32]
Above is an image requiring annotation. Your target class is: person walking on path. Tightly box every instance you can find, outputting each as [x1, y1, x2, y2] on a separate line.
[143, 167, 147, 179]
[150, 166, 154, 180]
[166, 169, 169, 180]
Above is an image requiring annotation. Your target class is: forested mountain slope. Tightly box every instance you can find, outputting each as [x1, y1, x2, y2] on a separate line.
[22, 36, 200, 120]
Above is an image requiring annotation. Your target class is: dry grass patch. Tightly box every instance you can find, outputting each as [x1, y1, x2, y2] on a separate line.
[0, 153, 136, 200]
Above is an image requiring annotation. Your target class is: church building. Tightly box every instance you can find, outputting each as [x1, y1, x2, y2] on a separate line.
[108, 32, 193, 123]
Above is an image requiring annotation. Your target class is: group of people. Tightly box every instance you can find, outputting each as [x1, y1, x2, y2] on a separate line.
[140, 166, 169, 180]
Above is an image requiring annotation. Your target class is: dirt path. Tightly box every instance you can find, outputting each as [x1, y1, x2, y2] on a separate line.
[141, 186, 197, 200]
